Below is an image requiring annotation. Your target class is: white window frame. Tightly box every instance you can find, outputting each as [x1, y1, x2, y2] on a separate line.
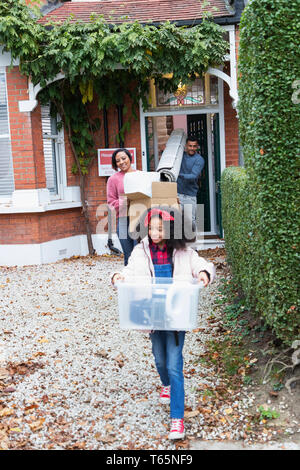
[0, 66, 14, 202]
[0, 50, 81, 213]
[41, 104, 67, 201]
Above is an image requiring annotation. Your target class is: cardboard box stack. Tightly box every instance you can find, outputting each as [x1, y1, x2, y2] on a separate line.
[124, 171, 179, 232]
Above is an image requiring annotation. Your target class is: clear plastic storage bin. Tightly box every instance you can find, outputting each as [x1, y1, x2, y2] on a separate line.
[116, 277, 202, 331]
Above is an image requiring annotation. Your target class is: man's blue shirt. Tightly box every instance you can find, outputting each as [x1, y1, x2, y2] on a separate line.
[177, 152, 205, 197]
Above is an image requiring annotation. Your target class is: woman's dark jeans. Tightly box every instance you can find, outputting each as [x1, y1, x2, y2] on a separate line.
[117, 216, 136, 266]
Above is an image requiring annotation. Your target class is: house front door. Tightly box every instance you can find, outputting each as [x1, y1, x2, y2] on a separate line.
[187, 114, 210, 232]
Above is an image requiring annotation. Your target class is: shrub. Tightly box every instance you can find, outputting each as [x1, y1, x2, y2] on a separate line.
[222, 165, 299, 344]
[221, 167, 257, 308]
[222, 0, 300, 344]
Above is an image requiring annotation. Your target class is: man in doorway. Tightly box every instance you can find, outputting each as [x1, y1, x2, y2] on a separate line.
[177, 136, 205, 232]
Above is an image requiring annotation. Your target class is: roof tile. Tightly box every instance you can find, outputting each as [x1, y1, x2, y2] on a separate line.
[39, 0, 232, 24]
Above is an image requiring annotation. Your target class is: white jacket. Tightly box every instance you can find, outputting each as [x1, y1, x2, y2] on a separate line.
[114, 237, 215, 283]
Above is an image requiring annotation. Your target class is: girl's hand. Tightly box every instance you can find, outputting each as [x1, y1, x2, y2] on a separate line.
[198, 271, 210, 287]
[112, 273, 125, 285]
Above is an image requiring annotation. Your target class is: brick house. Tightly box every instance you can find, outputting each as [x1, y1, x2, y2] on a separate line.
[0, 0, 246, 266]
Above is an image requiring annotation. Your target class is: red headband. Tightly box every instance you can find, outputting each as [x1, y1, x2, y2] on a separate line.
[144, 208, 174, 227]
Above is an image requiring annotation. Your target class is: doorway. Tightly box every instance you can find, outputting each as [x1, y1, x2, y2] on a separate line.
[144, 112, 222, 236]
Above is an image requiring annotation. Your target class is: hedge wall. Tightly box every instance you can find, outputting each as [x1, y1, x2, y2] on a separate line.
[221, 168, 257, 307]
[222, 0, 300, 344]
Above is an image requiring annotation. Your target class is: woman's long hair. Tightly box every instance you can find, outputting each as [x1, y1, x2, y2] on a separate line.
[133, 205, 196, 249]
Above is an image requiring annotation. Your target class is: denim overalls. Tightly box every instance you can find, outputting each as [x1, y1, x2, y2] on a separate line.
[150, 262, 185, 419]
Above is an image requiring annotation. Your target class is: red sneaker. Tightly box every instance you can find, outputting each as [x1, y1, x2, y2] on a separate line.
[159, 385, 170, 404]
[168, 418, 185, 440]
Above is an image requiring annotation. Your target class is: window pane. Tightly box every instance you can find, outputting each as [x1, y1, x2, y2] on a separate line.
[41, 104, 58, 195]
[0, 137, 14, 196]
[210, 76, 219, 104]
[145, 115, 187, 171]
[0, 72, 14, 196]
[156, 78, 205, 108]
[0, 74, 9, 135]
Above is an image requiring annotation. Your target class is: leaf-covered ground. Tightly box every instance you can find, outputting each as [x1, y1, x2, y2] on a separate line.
[0, 250, 299, 450]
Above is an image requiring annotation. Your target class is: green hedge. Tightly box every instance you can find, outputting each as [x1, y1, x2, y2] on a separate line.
[221, 168, 256, 307]
[222, 0, 300, 344]
[222, 167, 299, 344]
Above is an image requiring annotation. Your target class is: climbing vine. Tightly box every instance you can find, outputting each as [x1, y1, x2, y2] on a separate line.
[0, 0, 227, 99]
[0, 0, 228, 253]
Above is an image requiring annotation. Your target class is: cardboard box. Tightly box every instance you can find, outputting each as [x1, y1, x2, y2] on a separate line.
[127, 181, 179, 232]
[124, 171, 160, 199]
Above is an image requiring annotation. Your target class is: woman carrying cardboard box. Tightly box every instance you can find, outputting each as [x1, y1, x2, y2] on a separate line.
[107, 148, 137, 265]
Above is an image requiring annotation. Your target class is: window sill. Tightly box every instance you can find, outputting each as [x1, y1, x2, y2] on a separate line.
[0, 200, 82, 214]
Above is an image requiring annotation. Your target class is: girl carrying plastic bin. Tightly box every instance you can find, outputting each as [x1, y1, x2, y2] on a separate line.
[112, 207, 215, 440]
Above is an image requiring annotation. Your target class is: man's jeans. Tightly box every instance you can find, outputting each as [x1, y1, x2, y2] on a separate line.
[150, 330, 185, 419]
[117, 216, 136, 266]
[178, 193, 197, 231]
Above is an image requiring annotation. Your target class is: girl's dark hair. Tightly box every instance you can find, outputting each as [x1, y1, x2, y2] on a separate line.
[133, 205, 196, 249]
[111, 148, 132, 171]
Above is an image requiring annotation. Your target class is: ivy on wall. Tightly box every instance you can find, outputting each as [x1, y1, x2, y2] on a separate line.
[0, 0, 228, 254]
[0, 0, 227, 167]
[0, 0, 227, 90]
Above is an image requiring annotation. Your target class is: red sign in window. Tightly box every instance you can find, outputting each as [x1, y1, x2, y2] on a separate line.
[98, 148, 136, 176]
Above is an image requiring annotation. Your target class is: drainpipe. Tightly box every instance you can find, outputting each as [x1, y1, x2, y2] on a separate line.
[103, 105, 109, 148]
[117, 104, 124, 148]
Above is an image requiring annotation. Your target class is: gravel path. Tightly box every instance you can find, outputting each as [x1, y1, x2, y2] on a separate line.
[0, 255, 254, 450]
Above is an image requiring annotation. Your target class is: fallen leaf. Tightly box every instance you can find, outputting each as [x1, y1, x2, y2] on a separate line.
[0, 367, 10, 379]
[114, 354, 125, 368]
[104, 424, 114, 432]
[184, 410, 200, 419]
[199, 407, 212, 414]
[3, 386, 16, 393]
[9, 427, 22, 433]
[24, 403, 39, 412]
[249, 358, 258, 364]
[37, 337, 49, 344]
[175, 439, 189, 449]
[95, 350, 108, 358]
[0, 439, 9, 450]
[72, 441, 86, 449]
[32, 351, 46, 357]
[269, 391, 279, 398]
[29, 418, 45, 432]
[95, 434, 115, 443]
[0, 408, 14, 417]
